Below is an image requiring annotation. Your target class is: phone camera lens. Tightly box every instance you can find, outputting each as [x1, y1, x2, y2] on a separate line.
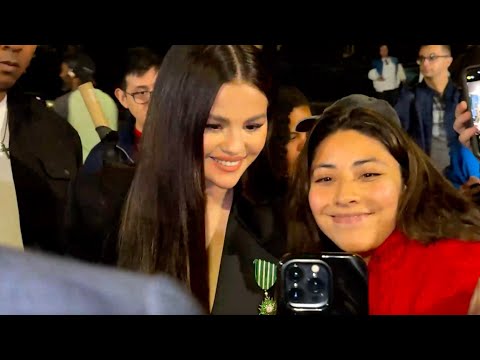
[307, 277, 324, 294]
[288, 265, 303, 281]
[288, 287, 304, 302]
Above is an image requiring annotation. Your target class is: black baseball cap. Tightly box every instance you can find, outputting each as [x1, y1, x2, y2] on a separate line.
[295, 94, 400, 132]
[295, 115, 322, 132]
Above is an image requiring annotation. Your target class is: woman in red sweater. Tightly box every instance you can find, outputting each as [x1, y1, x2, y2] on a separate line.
[289, 94, 480, 315]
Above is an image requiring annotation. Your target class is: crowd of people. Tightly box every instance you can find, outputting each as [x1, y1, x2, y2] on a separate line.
[1, 43, 480, 315]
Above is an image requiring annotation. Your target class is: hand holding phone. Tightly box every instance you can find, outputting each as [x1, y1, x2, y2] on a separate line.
[461, 64, 480, 158]
[276, 252, 368, 315]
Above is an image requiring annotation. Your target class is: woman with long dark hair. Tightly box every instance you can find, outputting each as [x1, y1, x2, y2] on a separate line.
[289, 94, 480, 314]
[118, 45, 283, 314]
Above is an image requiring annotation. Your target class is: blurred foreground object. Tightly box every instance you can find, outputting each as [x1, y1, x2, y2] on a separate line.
[0, 246, 204, 315]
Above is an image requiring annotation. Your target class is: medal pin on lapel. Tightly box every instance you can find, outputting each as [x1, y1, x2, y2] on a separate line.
[253, 259, 277, 315]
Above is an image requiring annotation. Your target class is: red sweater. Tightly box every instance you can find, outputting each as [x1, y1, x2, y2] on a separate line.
[368, 230, 480, 315]
[133, 127, 142, 153]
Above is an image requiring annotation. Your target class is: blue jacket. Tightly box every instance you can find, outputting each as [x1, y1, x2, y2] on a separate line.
[395, 80, 480, 188]
[372, 56, 398, 76]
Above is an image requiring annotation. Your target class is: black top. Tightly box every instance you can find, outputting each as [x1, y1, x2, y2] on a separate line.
[66, 155, 287, 314]
[8, 88, 82, 254]
[212, 191, 286, 315]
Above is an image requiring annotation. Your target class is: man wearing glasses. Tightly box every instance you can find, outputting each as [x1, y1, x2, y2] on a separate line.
[65, 47, 162, 264]
[81, 47, 161, 174]
[113, 48, 160, 157]
[395, 45, 480, 189]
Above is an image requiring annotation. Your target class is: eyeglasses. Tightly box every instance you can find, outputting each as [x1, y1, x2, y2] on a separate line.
[416, 54, 450, 65]
[125, 90, 152, 104]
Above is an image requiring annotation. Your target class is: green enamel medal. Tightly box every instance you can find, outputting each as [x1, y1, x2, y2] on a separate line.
[253, 259, 277, 315]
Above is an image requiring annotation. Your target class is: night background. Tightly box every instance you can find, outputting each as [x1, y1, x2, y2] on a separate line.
[18, 44, 470, 105]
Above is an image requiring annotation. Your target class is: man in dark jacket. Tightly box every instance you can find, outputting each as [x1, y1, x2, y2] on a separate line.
[395, 45, 480, 188]
[0, 45, 82, 254]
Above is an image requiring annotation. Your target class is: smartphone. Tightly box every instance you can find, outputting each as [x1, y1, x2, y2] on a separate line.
[462, 64, 480, 158]
[276, 252, 368, 315]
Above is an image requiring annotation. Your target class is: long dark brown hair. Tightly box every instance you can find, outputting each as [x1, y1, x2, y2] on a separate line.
[246, 86, 310, 202]
[289, 106, 480, 253]
[117, 45, 271, 309]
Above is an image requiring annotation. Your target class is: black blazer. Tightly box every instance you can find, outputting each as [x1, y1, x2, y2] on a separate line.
[67, 158, 287, 314]
[212, 191, 286, 315]
[8, 89, 82, 254]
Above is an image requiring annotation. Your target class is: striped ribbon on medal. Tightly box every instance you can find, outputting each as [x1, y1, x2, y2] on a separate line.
[253, 259, 277, 291]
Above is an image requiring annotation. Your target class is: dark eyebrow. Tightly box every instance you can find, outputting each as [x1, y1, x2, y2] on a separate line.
[419, 52, 450, 57]
[208, 113, 267, 123]
[352, 158, 386, 167]
[311, 157, 386, 171]
[131, 85, 150, 92]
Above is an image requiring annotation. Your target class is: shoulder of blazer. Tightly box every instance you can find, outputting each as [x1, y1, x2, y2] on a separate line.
[8, 90, 76, 136]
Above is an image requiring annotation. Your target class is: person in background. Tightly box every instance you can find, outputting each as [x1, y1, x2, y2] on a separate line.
[65, 47, 162, 264]
[272, 86, 313, 178]
[53, 51, 118, 162]
[248, 85, 314, 202]
[0, 44, 81, 254]
[82, 47, 162, 174]
[395, 45, 480, 188]
[368, 44, 406, 106]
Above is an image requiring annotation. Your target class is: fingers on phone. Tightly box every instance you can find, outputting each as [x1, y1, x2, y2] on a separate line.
[455, 101, 467, 117]
[458, 127, 476, 146]
[460, 101, 468, 111]
[454, 113, 472, 134]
